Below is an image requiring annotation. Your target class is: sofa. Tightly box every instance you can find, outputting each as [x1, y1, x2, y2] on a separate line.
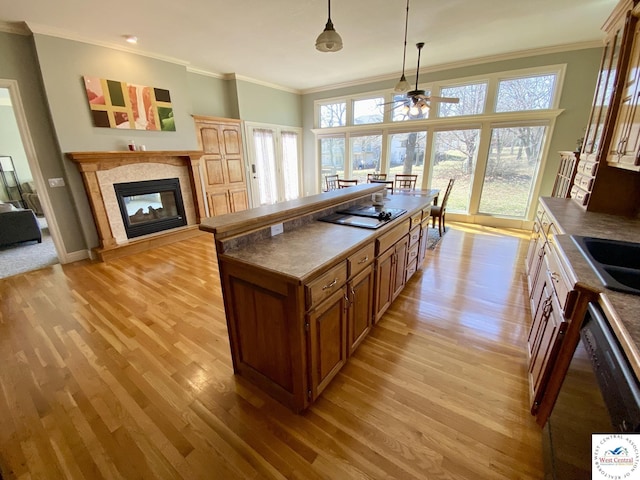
[0, 202, 42, 247]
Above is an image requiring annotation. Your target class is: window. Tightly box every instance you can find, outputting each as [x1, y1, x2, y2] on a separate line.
[350, 134, 382, 184]
[495, 75, 556, 112]
[478, 125, 547, 217]
[319, 102, 346, 127]
[389, 131, 426, 187]
[430, 129, 480, 213]
[353, 97, 384, 124]
[439, 83, 487, 117]
[320, 136, 345, 183]
[313, 65, 564, 224]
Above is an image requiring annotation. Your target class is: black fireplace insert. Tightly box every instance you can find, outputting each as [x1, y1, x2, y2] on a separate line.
[114, 178, 187, 239]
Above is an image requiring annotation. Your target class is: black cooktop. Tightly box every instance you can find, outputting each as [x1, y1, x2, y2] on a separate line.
[337, 205, 407, 221]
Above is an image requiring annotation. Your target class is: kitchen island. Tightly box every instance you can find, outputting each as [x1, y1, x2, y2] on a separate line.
[199, 184, 438, 411]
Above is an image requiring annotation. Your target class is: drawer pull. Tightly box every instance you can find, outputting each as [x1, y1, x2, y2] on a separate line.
[550, 272, 560, 283]
[322, 278, 338, 290]
[357, 256, 369, 264]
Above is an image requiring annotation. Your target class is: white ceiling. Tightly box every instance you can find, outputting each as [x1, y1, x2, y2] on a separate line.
[0, 0, 617, 92]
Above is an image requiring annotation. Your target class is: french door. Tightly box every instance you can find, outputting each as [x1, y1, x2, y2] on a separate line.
[245, 123, 302, 207]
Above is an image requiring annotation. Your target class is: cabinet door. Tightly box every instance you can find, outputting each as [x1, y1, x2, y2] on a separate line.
[307, 287, 348, 400]
[392, 235, 409, 301]
[208, 190, 231, 216]
[608, 19, 640, 170]
[229, 187, 249, 212]
[348, 265, 374, 355]
[374, 247, 394, 323]
[527, 280, 568, 414]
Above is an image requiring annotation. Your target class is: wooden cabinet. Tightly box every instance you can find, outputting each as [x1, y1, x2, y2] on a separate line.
[571, 0, 640, 215]
[194, 115, 249, 216]
[374, 219, 410, 323]
[523, 199, 599, 425]
[307, 286, 348, 400]
[528, 276, 567, 415]
[608, 13, 640, 171]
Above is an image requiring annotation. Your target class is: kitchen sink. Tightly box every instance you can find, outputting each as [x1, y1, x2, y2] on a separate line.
[572, 236, 640, 295]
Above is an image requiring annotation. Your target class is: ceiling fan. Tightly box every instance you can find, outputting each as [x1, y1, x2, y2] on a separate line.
[395, 42, 459, 117]
[383, 0, 458, 118]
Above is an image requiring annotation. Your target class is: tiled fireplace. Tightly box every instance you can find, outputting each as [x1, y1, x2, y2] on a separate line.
[67, 150, 205, 261]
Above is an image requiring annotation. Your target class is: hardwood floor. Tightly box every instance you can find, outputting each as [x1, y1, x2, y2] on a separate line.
[0, 223, 543, 479]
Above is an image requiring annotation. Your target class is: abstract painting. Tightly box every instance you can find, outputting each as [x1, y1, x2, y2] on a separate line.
[83, 76, 175, 131]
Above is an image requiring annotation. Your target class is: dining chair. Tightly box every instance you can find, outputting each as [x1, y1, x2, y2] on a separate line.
[430, 178, 455, 236]
[325, 174, 339, 191]
[366, 173, 387, 182]
[394, 174, 418, 191]
[338, 179, 358, 188]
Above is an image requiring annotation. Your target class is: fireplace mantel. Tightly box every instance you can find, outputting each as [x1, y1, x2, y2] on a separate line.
[67, 150, 206, 261]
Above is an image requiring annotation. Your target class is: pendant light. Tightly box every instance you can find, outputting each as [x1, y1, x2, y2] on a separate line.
[315, 0, 343, 52]
[394, 0, 411, 93]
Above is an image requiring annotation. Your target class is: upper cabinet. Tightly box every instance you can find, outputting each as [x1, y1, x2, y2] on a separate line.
[608, 13, 640, 170]
[571, 0, 640, 216]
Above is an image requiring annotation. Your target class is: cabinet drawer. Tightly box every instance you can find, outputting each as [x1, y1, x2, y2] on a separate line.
[405, 258, 418, 282]
[407, 241, 420, 263]
[408, 225, 421, 248]
[422, 205, 432, 218]
[376, 219, 411, 254]
[410, 211, 423, 229]
[544, 243, 571, 312]
[574, 172, 594, 191]
[347, 242, 375, 278]
[306, 261, 348, 309]
[570, 186, 590, 206]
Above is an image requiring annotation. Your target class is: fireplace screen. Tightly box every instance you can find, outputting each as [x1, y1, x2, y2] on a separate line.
[114, 178, 187, 239]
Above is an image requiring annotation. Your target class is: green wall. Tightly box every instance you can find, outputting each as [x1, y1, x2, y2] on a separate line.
[186, 72, 235, 119]
[301, 47, 603, 203]
[235, 79, 302, 126]
[0, 31, 86, 253]
[0, 104, 31, 184]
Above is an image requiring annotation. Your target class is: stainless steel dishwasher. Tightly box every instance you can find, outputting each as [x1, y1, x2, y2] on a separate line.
[542, 303, 640, 479]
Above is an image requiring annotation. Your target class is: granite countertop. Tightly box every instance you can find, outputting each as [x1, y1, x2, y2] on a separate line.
[219, 193, 433, 283]
[540, 197, 640, 377]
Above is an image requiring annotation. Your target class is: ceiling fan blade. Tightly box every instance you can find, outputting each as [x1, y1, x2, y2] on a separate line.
[427, 96, 460, 104]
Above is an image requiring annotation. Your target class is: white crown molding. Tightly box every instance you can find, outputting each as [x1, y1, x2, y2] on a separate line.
[0, 20, 31, 35]
[26, 22, 190, 67]
[185, 67, 225, 79]
[225, 73, 301, 94]
[301, 40, 604, 95]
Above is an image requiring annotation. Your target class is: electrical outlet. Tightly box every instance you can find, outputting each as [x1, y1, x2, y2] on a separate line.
[270, 223, 284, 236]
[48, 177, 66, 187]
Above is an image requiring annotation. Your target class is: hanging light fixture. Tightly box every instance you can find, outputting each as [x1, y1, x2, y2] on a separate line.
[315, 0, 343, 52]
[394, 0, 411, 93]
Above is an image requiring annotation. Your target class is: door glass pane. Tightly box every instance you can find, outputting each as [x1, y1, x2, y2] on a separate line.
[319, 102, 346, 127]
[439, 83, 487, 117]
[320, 136, 345, 190]
[252, 129, 277, 205]
[353, 97, 384, 124]
[350, 134, 382, 184]
[388, 132, 426, 188]
[430, 129, 481, 212]
[495, 74, 556, 112]
[281, 131, 300, 201]
[479, 125, 547, 217]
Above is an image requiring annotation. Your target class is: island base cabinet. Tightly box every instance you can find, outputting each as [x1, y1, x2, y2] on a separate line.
[307, 287, 348, 401]
[220, 261, 309, 411]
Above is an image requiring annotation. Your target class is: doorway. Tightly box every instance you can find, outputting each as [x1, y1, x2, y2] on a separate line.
[245, 122, 302, 206]
[0, 81, 61, 278]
